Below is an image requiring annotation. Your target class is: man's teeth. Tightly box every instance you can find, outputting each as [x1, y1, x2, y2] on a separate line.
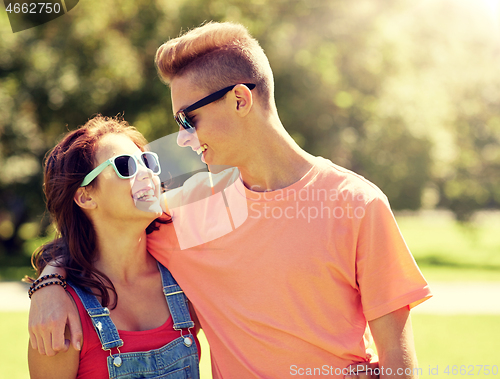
[195, 144, 208, 155]
[135, 189, 155, 200]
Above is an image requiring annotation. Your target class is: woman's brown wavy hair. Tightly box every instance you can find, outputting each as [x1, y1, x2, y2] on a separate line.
[30, 115, 170, 308]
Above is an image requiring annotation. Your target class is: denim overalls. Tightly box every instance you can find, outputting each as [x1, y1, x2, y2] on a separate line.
[69, 263, 200, 379]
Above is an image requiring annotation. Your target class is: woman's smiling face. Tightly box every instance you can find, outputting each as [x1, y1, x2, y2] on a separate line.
[90, 133, 163, 223]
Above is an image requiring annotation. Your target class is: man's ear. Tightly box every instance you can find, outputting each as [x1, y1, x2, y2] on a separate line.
[233, 84, 253, 117]
[74, 187, 97, 210]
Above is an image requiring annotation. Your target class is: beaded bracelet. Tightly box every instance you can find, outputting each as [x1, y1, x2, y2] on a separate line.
[28, 280, 67, 299]
[28, 274, 67, 299]
[30, 273, 65, 288]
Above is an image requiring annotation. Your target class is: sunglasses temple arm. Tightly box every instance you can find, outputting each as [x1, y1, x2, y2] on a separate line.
[184, 85, 235, 113]
[80, 160, 112, 187]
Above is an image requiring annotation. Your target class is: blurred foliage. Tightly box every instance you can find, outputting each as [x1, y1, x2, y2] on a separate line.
[0, 0, 499, 259]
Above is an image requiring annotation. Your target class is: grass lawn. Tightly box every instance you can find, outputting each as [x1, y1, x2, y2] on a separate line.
[412, 314, 500, 378]
[396, 210, 500, 282]
[0, 312, 28, 379]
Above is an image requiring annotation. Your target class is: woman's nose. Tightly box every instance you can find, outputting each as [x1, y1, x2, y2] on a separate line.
[137, 161, 154, 180]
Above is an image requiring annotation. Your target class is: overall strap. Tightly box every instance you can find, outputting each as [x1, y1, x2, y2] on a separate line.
[68, 281, 124, 351]
[158, 263, 195, 331]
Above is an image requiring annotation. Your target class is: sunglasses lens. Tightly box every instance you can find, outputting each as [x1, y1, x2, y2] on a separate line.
[176, 112, 196, 133]
[114, 156, 137, 178]
[141, 153, 160, 174]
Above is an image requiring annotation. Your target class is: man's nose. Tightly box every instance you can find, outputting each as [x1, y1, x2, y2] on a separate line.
[177, 128, 195, 147]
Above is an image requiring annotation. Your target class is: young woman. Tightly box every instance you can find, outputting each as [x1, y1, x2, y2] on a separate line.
[27, 115, 200, 379]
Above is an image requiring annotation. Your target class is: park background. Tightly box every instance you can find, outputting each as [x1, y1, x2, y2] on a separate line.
[0, 0, 499, 377]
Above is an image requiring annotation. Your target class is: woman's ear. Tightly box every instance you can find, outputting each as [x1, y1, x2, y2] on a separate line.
[233, 84, 253, 117]
[74, 187, 97, 210]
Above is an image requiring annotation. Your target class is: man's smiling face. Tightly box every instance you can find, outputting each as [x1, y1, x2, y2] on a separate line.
[171, 75, 245, 169]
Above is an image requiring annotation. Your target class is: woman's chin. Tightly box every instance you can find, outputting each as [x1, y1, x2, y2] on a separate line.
[134, 198, 163, 216]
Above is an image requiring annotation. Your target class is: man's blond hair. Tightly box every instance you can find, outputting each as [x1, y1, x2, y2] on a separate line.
[155, 22, 274, 108]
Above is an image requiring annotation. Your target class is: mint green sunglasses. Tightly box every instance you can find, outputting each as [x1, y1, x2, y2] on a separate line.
[80, 152, 161, 187]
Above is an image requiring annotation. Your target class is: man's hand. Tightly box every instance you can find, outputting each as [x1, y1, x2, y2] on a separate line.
[28, 284, 82, 356]
[345, 360, 380, 379]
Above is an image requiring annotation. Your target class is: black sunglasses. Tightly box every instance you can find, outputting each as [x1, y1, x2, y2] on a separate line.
[174, 83, 256, 133]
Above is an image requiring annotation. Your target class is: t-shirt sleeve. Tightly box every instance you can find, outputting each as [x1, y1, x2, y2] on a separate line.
[356, 195, 432, 321]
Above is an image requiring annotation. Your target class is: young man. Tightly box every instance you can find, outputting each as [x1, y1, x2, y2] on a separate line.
[29, 22, 431, 378]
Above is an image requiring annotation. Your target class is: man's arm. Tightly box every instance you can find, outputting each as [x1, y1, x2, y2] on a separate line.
[29, 265, 82, 356]
[368, 306, 419, 379]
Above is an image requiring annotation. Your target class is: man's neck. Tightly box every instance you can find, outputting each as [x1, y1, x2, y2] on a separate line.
[237, 118, 317, 192]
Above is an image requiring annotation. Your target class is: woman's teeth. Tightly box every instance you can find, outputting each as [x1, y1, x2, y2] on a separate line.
[134, 189, 156, 201]
[195, 144, 208, 155]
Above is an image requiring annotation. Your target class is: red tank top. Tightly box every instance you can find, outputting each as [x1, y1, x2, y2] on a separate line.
[67, 286, 201, 379]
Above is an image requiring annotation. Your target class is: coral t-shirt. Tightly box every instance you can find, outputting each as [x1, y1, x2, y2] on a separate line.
[67, 286, 200, 379]
[148, 157, 431, 378]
